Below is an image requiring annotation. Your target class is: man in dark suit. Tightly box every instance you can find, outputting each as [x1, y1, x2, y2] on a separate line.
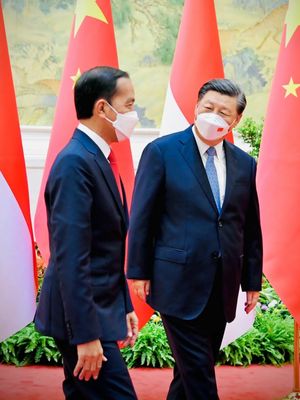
[35, 66, 139, 400]
[127, 79, 263, 399]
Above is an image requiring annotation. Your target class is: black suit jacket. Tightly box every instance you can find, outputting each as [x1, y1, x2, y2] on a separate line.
[35, 129, 133, 345]
[127, 126, 262, 322]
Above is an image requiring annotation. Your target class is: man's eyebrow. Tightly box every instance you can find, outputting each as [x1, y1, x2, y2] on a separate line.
[219, 106, 231, 112]
[204, 100, 231, 112]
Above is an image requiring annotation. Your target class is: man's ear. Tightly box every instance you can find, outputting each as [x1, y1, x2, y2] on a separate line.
[94, 99, 107, 119]
[233, 113, 243, 128]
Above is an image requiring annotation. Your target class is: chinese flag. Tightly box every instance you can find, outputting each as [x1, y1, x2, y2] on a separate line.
[257, 0, 300, 323]
[34, 0, 150, 329]
[0, 4, 36, 341]
[160, 0, 253, 347]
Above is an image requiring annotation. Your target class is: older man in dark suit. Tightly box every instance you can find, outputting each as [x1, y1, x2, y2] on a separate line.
[127, 79, 263, 400]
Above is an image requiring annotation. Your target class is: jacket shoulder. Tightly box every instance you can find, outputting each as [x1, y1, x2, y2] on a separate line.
[225, 140, 256, 163]
[49, 140, 93, 180]
[150, 126, 192, 149]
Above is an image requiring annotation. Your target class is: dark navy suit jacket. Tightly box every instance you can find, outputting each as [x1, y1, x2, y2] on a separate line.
[127, 126, 262, 322]
[35, 129, 133, 345]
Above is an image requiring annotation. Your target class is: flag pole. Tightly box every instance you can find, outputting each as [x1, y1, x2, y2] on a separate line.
[294, 320, 300, 392]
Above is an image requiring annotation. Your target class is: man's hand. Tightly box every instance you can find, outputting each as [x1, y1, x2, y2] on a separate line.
[121, 311, 139, 347]
[245, 291, 260, 314]
[73, 339, 107, 381]
[131, 280, 150, 302]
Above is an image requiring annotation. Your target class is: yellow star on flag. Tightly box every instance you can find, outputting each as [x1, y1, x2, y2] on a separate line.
[282, 77, 300, 98]
[74, 0, 108, 37]
[71, 68, 82, 89]
[284, 0, 300, 47]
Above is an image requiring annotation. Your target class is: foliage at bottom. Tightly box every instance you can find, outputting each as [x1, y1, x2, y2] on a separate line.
[120, 315, 174, 367]
[0, 278, 294, 368]
[0, 323, 61, 366]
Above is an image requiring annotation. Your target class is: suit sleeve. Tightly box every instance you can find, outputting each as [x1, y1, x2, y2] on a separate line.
[47, 154, 101, 344]
[127, 141, 165, 279]
[124, 278, 134, 313]
[241, 159, 263, 291]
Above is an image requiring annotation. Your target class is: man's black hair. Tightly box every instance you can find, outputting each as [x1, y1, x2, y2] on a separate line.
[198, 79, 246, 114]
[74, 66, 129, 119]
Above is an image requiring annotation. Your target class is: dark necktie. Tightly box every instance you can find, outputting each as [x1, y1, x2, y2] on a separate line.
[206, 146, 221, 212]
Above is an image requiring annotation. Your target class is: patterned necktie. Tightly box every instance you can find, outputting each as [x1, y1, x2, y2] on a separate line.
[205, 147, 221, 212]
[108, 149, 123, 204]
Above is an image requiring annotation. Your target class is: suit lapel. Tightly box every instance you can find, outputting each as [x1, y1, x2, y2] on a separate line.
[178, 127, 219, 213]
[73, 129, 126, 223]
[221, 140, 238, 215]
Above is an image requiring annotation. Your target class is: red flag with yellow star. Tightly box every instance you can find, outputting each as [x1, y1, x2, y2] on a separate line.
[35, 0, 133, 260]
[35, 0, 151, 330]
[257, 0, 300, 322]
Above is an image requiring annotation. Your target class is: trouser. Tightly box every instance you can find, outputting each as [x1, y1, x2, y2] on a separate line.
[161, 272, 226, 400]
[55, 339, 137, 400]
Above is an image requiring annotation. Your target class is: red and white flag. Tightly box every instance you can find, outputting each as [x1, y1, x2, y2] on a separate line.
[0, 4, 36, 342]
[160, 0, 230, 138]
[160, 0, 254, 347]
[34, 0, 152, 329]
[257, 0, 300, 323]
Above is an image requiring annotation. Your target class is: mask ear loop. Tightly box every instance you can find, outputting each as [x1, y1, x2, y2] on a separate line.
[226, 118, 237, 136]
[104, 101, 118, 124]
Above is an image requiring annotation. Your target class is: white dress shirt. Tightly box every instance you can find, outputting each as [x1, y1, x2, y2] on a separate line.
[77, 123, 110, 159]
[192, 125, 226, 206]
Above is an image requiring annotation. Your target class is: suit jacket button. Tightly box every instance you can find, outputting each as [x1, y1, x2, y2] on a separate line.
[211, 251, 219, 260]
[218, 220, 223, 227]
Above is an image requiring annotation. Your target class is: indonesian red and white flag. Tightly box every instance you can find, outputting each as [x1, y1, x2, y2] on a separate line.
[257, 0, 300, 323]
[0, 4, 36, 342]
[160, 0, 254, 347]
[34, 0, 152, 329]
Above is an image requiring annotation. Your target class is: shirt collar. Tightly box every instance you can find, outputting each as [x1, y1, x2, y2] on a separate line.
[192, 125, 224, 159]
[77, 123, 110, 159]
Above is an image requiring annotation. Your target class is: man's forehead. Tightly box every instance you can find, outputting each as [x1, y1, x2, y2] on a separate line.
[116, 77, 132, 89]
[115, 77, 134, 95]
[200, 90, 237, 107]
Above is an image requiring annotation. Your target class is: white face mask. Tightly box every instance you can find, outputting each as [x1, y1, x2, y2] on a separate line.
[105, 102, 139, 142]
[195, 112, 230, 141]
